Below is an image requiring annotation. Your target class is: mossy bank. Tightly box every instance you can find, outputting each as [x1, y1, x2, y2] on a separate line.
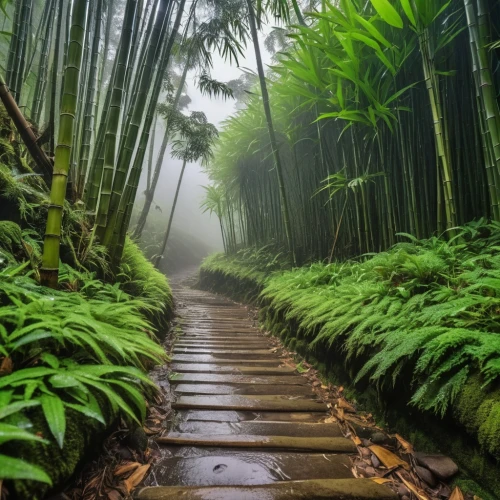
[199, 231, 500, 498]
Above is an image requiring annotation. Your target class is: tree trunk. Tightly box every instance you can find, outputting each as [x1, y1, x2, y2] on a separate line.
[0, 74, 53, 179]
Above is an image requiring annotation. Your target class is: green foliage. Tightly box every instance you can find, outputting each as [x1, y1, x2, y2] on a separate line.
[201, 221, 500, 458]
[201, 245, 292, 284]
[119, 237, 173, 325]
[0, 258, 168, 484]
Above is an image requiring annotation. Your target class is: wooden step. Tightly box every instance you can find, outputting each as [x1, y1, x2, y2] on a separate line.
[170, 364, 296, 375]
[172, 355, 279, 365]
[173, 420, 343, 438]
[172, 395, 327, 412]
[157, 433, 356, 452]
[169, 373, 308, 385]
[171, 383, 313, 396]
[135, 479, 397, 500]
[138, 451, 353, 486]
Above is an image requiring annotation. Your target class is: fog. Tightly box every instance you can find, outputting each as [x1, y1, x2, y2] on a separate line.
[135, 33, 273, 272]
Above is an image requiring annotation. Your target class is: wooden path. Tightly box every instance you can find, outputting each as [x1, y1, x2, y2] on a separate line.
[136, 281, 397, 500]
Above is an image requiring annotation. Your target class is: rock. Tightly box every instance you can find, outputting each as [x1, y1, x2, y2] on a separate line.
[370, 431, 391, 445]
[370, 453, 381, 468]
[363, 465, 376, 477]
[361, 438, 373, 447]
[116, 445, 134, 460]
[415, 465, 438, 488]
[415, 452, 459, 480]
[396, 484, 410, 497]
[127, 427, 149, 452]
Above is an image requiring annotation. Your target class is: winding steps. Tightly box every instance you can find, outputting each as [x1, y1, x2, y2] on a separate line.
[136, 281, 396, 500]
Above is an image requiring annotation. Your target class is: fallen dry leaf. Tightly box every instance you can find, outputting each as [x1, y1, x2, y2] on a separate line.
[336, 407, 345, 421]
[123, 463, 150, 493]
[370, 477, 392, 484]
[396, 472, 430, 500]
[352, 435, 362, 446]
[395, 433, 414, 454]
[369, 445, 410, 471]
[324, 416, 337, 423]
[337, 398, 356, 413]
[114, 461, 140, 477]
[449, 487, 465, 500]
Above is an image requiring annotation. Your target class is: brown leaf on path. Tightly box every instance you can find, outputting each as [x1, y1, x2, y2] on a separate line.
[449, 487, 465, 500]
[396, 472, 430, 500]
[337, 398, 356, 413]
[369, 445, 410, 471]
[123, 463, 150, 493]
[370, 477, 392, 484]
[114, 461, 140, 477]
[395, 433, 414, 454]
[352, 435, 362, 446]
[335, 407, 345, 421]
[324, 415, 337, 423]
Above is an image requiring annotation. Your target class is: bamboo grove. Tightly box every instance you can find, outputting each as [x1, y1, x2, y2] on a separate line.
[204, 0, 500, 264]
[1, 0, 289, 287]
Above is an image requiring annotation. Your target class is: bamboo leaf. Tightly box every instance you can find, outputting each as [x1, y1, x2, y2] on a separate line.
[399, 0, 416, 27]
[369, 0, 403, 28]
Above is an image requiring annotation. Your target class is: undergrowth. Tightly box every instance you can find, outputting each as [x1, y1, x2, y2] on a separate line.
[0, 113, 173, 493]
[200, 220, 500, 460]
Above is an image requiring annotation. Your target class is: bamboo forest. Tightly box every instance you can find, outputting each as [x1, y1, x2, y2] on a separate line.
[2, 0, 500, 498]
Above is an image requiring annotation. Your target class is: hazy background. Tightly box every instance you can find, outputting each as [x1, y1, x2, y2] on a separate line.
[134, 30, 273, 273]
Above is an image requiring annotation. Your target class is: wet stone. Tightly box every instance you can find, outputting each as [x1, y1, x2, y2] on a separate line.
[415, 465, 438, 488]
[414, 452, 458, 480]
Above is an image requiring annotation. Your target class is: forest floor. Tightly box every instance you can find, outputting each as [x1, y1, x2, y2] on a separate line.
[61, 269, 470, 500]
[137, 272, 467, 500]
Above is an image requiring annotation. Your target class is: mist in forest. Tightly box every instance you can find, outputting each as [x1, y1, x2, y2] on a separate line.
[136, 38, 273, 273]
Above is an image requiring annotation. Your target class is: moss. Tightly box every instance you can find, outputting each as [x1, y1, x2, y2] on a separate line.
[453, 377, 500, 460]
[6, 407, 108, 500]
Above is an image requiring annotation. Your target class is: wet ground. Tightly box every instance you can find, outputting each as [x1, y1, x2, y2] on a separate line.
[135, 274, 396, 499]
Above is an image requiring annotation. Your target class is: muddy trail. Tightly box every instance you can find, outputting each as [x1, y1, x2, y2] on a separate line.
[134, 275, 397, 500]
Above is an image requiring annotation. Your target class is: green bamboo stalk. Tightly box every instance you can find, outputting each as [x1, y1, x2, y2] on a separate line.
[97, 0, 171, 245]
[76, 0, 103, 198]
[92, 0, 138, 232]
[31, 0, 56, 125]
[40, 0, 89, 288]
[48, 0, 65, 156]
[246, 0, 296, 265]
[419, 27, 456, 231]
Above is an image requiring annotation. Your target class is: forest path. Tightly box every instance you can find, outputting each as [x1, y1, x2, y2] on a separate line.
[136, 275, 396, 500]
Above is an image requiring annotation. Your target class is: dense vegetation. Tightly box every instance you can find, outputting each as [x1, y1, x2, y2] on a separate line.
[204, 0, 500, 264]
[200, 221, 500, 492]
[0, 103, 172, 494]
[0, 0, 311, 495]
